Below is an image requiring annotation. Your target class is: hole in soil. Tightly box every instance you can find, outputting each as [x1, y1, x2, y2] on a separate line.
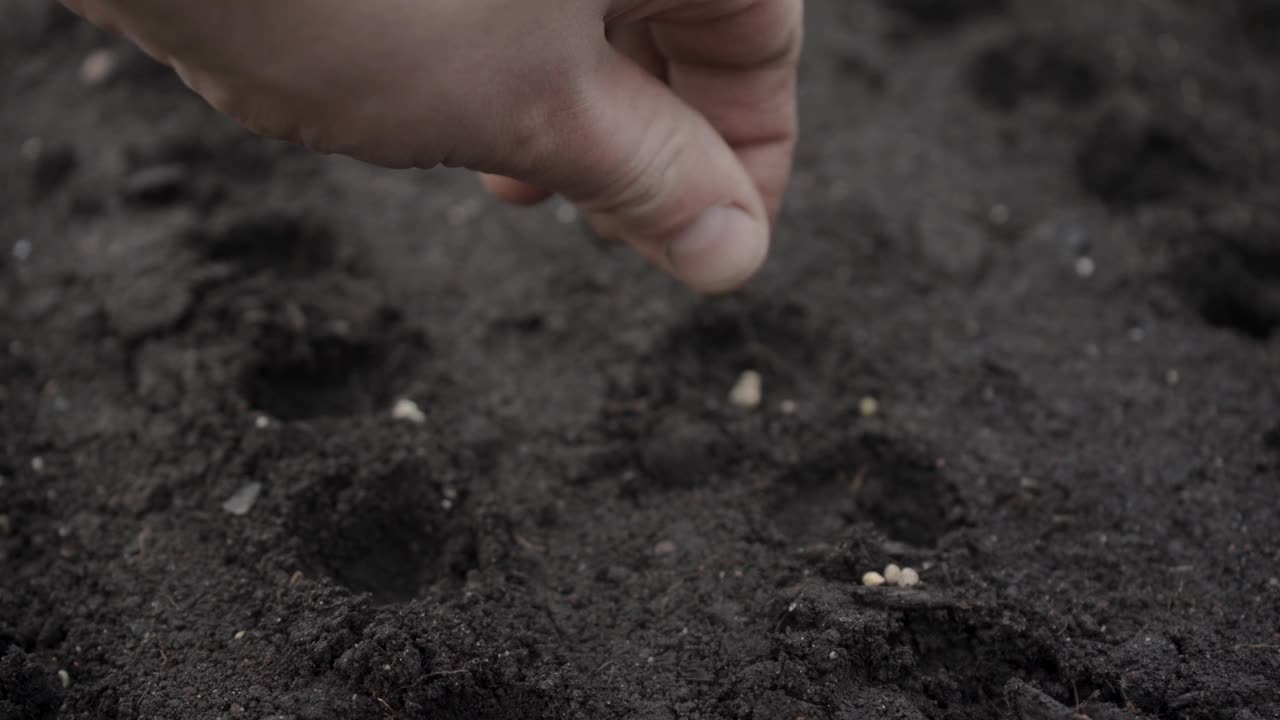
[770, 434, 961, 547]
[290, 463, 476, 604]
[1076, 103, 1209, 206]
[1169, 211, 1280, 340]
[969, 35, 1102, 112]
[192, 210, 339, 274]
[632, 299, 830, 408]
[240, 307, 424, 421]
[878, 0, 1006, 29]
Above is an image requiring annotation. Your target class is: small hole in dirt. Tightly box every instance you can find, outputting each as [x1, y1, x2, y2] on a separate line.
[193, 210, 339, 273]
[1076, 103, 1209, 206]
[241, 307, 424, 421]
[770, 434, 961, 547]
[632, 299, 831, 407]
[1169, 215, 1280, 340]
[290, 464, 476, 604]
[879, 0, 1006, 29]
[969, 35, 1102, 112]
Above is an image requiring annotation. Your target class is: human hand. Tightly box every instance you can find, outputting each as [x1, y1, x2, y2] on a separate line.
[62, 0, 802, 293]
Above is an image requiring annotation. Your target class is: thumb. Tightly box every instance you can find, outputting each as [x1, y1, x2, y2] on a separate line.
[541, 46, 770, 294]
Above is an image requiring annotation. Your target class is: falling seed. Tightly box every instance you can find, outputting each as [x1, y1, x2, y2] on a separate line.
[221, 482, 262, 516]
[858, 396, 880, 417]
[79, 49, 117, 86]
[884, 564, 902, 585]
[58, 669, 70, 688]
[899, 567, 921, 587]
[233, 630, 246, 640]
[391, 398, 426, 424]
[1074, 256, 1096, 279]
[862, 571, 886, 587]
[728, 370, 763, 409]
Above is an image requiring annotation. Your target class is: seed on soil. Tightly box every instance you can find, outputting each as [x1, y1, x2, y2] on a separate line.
[58, 669, 70, 688]
[1165, 369, 1181, 386]
[233, 630, 246, 640]
[79, 49, 117, 86]
[899, 567, 921, 587]
[862, 571, 886, 587]
[391, 398, 426, 424]
[884, 564, 902, 585]
[858, 396, 880, 417]
[729, 370, 763, 409]
[254, 415, 271, 429]
[221, 482, 262, 516]
[1075, 256, 1096, 278]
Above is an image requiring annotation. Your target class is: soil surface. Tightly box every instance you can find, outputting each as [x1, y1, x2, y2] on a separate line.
[3, 1, 1280, 718]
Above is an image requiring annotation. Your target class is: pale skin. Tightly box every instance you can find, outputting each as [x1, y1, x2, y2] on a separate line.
[62, 0, 803, 293]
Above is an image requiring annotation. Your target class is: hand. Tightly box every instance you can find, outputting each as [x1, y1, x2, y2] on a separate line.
[63, 0, 803, 293]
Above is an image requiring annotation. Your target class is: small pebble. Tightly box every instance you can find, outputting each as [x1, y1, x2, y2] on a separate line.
[899, 567, 921, 587]
[654, 540, 678, 556]
[58, 669, 70, 689]
[79, 48, 117, 86]
[254, 415, 271, 429]
[862, 571, 886, 587]
[1165, 369, 1180, 386]
[221, 482, 262, 516]
[30, 456, 45, 473]
[1075, 256, 1096, 279]
[858, 396, 879, 417]
[728, 370, 763, 409]
[884, 564, 902, 585]
[391, 398, 426, 424]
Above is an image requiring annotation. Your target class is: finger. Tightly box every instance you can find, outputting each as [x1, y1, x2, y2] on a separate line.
[531, 44, 769, 293]
[646, 0, 803, 223]
[480, 173, 552, 205]
[606, 21, 667, 81]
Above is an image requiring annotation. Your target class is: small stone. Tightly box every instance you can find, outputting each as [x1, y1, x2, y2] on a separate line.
[30, 456, 44, 473]
[58, 669, 70, 689]
[79, 48, 117, 86]
[254, 415, 271, 429]
[654, 540, 678, 556]
[728, 370, 763, 409]
[233, 630, 246, 640]
[883, 564, 902, 585]
[391, 398, 426, 424]
[1165, 369, 1181, 386]
[221, 482, 262, 516]
[899, 567, 921, 587]
[828, 650, 838, 660]
[858, 396, 880, 417]
[862, 571, 886, 587]
[1074, 256, 1096, 279]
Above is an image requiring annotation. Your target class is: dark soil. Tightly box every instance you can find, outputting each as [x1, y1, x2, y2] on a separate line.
[3, 1, 1280, 718]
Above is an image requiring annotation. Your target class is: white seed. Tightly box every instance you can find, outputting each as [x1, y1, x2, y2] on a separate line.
[862, 571, 886, 587]
[79, 49, 117, 86]
[1165, 369, 1181, 386]
[858, 396, 879, 417]
[728, 370, 763, 409]
[899, 567, 921, 587]
[1074, 256, 1096, 279]
[828, 651, 838, 660]
[883, 564, 902, 585]
[254, 415, 271, 429]
[391, 398, 426, 424]
[233, 630, 246, 640]
[58, 669, 70, 688]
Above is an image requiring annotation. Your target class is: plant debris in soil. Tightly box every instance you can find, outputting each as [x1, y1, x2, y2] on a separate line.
[3, 1, 1280, 719]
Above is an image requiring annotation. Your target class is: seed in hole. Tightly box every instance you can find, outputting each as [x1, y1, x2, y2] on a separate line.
[884, 563, 902, 585]
[729, 370, 763, 409]
[863, 571, 886, 587]
[900, 567, 921, 587]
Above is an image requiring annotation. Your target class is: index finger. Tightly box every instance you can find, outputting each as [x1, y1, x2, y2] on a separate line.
[641, 0, 804, 224]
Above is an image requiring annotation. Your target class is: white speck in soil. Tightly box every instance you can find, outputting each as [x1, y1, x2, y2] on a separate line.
[221, 483, 262, 516]
[899, 567, 921, 587]
[233, 630, 246, 640]
[391, 398, 427, 424]
[30, 456, 44, 473]
[779, 399, 798, 415]
[858, 396, 880, 417]
[1075, 256, 1096, 278]
[1128, 326, 1146, 342]
[828, 651, 838, 660]
[79, 49, 117, 86]
[254, 415, 271, 429]
[884, 564, 902, 585]
[1166, 369, 1181, 386]
[12, 239, 32, 261]
[654, 540, 678, 556]
[728, 370, 763, 409]
[58, 669, 70, 688]
[862, 571, 886, 587]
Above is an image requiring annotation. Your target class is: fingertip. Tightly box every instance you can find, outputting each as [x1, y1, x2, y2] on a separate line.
[479, 173, 553, 206]
[663, 205, 769, 294]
